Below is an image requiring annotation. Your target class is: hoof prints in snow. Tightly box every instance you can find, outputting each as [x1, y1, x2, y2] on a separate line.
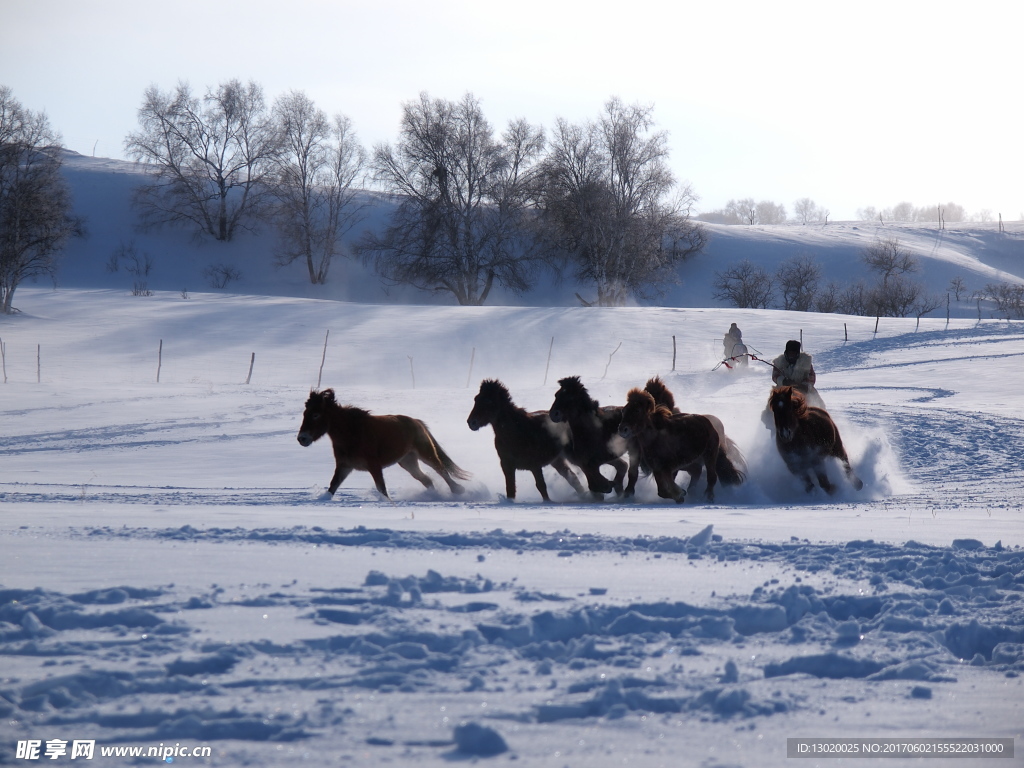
[2, 529, 1022, 753]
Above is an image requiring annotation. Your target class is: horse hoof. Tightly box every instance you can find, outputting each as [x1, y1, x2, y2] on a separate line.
[451, 483, 466, 495]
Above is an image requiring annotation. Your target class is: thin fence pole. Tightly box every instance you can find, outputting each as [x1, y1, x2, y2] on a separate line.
[245, 352, 255, 385]
[672, 335, 676, 371]
[873, 317, 880, 334]
[543, 336, 554, 387]
[0, 337, 6, 383]
[844, 323, 848, 342]
[466, 347, 475, 388]
[37, 344, 41, 384]
[601, 342, 622, 379]
[317, 330, 329, 389]
[156, 339, 162, 383]
[408, 356, 416, 389]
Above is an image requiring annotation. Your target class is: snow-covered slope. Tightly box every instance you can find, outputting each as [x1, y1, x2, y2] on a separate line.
[52, 152, 1024, 315]
[1, 287, 1022, 766]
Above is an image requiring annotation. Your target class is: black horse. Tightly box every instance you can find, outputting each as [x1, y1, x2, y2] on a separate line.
[549, 376, 638, 497]
[467, 379, 586, 501]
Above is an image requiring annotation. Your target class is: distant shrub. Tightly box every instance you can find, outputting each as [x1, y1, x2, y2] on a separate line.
[203, 264, 241, 290]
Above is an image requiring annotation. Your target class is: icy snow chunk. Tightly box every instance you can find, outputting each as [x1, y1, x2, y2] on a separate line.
[729, 604, 788, 635]
[453, 721, 508, 756]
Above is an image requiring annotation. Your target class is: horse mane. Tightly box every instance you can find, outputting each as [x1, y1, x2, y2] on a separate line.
[307, 388, 371, 419]
[479, 378, 514, 406]
[558, 375, 599, 409]
[644, 376, 676, 411]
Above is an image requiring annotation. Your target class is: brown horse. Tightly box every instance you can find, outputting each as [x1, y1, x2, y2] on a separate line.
[768, 385, 863, 494]
[618, 388, 744, 503]
[297, 388, 470, 499]
[643, 376, 747, 491]
[467, 379, 586, 501]
[549, 376, 638, 497]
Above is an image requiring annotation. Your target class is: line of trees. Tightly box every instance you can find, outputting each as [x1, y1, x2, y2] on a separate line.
[123, 82, 706, 305]
[713, 237, 943, 319]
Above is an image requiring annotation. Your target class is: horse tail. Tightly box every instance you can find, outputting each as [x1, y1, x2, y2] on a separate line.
[721, 436, 747, 480]
[715, 449, 745, 486]
[417, 421, 473, 481]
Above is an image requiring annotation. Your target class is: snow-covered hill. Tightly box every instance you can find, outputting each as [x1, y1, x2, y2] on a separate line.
[52, 152, 1024, 315]
[1, 283, 1022, 766]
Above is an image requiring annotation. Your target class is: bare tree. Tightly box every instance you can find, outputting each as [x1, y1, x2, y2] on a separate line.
[776, 253, 821, 311]
[357, 93, 544, 305]
[981, 281, 1024, 319]
[862, 237, 918, 286]
[949, 276, 968, 301]
[713, 259, 774, 308]
[537, 98, 705, 306]
[0, 86, 82, 313]
[814, 281, 842, 313]
[756, 200, 787, 225]
[724, 198, 756, 225]
[793, 197, 827, 224]
[124, 79, 279, 242]
[271, 91, 368, 284]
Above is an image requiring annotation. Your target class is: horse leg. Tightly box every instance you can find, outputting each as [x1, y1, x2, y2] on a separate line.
[367, 464, 390, 499]
[499, 458, 518, 499]
[654, 471, 685, 503]
[702, 449, 720, 502]
[399, 452, 435, 491]
[328, 464, 353, 495]
[609, 456, 629, 495]
[412, 429, 466, 494]
[551, 456, 586, 497]
[683, 462, 702, 492]
[844, 458, 864, 490]
[623, 448, 640, 498]
[530, 468, 551, 502]
[831, 436, 864, 491]
[583, 465, 615, 496]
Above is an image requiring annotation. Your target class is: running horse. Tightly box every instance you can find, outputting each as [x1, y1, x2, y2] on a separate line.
[467, 379, 585, 501]
[618, 388, 744, 503]
[767, 385, 863, 494]
[549, 376, 638, 498]
[297, 388, 470, 499]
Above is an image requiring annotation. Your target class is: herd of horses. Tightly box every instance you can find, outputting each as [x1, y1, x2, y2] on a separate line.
[296, 377, 863, 503]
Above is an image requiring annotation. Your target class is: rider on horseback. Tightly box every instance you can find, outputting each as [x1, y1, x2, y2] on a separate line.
[771, 340, 825, 409]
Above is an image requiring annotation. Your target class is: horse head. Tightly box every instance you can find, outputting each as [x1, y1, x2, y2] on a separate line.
[550, 375, 596, 423]
[297, 388, 336, 446]
[467, 379, 513, 431]
[618, 388, 656, 440]
[768, 385, 805, 443]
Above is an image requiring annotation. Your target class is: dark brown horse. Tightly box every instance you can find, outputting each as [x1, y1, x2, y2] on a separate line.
[297, 388, 470, 499]
[618, 388, 744, 503]
[643, 376, 747, 490]
[549, 376, 638, 497]
[768, 385, 863, 494]
[467, 379, 585, 501]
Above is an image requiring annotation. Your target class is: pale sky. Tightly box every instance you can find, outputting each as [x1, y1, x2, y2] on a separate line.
[3, 0, 1021, 221]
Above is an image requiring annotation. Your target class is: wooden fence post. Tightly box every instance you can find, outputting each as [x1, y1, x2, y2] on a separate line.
[245, 352, 255, 385]
[543, 337, 554, 386]
[156, 339, 162, 383]
[317, 330, 329, 389]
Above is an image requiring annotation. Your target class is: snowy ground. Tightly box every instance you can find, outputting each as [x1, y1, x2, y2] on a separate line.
[1, 288, 1023, 766]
